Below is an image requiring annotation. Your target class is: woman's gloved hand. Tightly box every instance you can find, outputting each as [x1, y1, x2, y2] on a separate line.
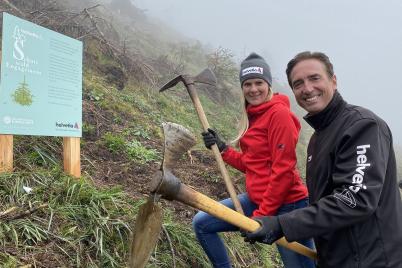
[201, 128, 227, 152]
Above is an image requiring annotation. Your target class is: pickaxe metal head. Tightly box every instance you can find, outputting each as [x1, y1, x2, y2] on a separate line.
[150, 169, 181, 201]
[159, 68, 217, 92]
[161, 122, 196, 171]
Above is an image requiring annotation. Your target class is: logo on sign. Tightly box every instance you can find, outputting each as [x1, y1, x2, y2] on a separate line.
[2, 115, 33, 125]
[56, 122, 80, 130]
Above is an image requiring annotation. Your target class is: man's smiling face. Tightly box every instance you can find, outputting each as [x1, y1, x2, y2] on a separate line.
[290, 59, 337, 114]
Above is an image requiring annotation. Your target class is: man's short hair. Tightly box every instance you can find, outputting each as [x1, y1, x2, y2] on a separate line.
[286, 51, 335, 89]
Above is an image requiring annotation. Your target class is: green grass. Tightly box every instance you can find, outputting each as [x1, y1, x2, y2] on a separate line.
[0, 170, 135, 267]
[151, 211, 211, 268]
[3, 169, 265, 267]
[0, 252, 18, 268]
[0, 168, 280, 267]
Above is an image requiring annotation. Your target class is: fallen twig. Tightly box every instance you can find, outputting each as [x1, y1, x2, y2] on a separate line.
[0, 206, 18, 219]
[3, 203, 48, 221]
[161, 225, 176, 268]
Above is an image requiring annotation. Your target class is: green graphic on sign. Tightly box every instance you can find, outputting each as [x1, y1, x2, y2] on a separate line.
[0, 12, 83, 137]
[11, 76, 34, 106]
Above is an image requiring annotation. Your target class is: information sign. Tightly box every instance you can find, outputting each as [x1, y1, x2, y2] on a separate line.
[0, 13, 82, 137]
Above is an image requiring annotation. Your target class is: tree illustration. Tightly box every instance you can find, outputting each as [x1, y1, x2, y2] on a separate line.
[11, 76, 34, 106]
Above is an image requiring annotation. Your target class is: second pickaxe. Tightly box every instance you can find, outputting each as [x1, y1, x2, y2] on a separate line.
[159, 69, 244, 214]
[150, 167, 318, 260]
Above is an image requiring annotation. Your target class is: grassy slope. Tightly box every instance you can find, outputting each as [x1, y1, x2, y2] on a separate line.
[1, 49, 283, 268]
[0, 2, 283, 267]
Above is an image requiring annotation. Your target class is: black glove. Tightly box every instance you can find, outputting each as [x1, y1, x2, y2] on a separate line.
[242, 216, 283, 245]
[399, 180, 402, 189]
[201, 128, 227, 152]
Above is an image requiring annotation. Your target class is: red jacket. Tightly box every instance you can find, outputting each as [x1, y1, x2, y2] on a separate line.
[222, 93, 308, 216]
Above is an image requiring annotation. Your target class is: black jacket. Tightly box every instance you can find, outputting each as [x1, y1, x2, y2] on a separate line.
[279, 92, 402, 268]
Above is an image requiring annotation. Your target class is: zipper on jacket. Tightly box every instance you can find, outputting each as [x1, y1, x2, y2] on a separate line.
[348, 229, 361, 268]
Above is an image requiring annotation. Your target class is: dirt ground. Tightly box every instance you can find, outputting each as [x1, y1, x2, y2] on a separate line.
[81, 100, 242, 224]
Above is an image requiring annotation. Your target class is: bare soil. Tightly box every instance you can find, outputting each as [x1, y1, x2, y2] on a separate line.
[81, 100, 241, 224]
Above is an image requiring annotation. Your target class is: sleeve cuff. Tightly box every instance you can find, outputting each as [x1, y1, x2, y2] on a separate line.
[278, 214, 300, 242]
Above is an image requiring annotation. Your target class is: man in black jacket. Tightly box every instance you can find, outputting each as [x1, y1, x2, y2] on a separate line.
[243, 51, 402, 268]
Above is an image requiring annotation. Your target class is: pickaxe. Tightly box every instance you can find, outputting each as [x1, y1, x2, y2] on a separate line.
[150, 166, 318, 261]
[160, 69, 244, 215]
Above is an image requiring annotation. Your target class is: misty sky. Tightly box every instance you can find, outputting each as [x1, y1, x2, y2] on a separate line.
[134, 0, 402, 144]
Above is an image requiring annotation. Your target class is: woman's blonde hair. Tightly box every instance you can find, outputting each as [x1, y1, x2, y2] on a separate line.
[231, 86, 273, 146]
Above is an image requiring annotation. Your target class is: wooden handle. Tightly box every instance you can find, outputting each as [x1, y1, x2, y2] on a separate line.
[177, 183, 317, 260]
[186, 82, 244, 214]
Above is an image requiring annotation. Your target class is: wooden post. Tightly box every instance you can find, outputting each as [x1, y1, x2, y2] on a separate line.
[0, 134, 13, 172]
[63, 137, 81, 177]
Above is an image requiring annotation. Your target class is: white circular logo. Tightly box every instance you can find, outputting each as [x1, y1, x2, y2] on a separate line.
[3, 116, 11, 124]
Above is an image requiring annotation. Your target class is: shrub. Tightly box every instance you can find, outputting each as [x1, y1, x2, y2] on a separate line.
[126, 140, 159, 164]
[103, 133, 126, 153]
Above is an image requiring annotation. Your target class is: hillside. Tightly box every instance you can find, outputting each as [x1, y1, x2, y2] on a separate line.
[0, 1, 401, 267]
[0, 1, 283, 267]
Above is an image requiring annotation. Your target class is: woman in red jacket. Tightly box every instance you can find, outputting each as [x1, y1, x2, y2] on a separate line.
[192, 53, 315, 268]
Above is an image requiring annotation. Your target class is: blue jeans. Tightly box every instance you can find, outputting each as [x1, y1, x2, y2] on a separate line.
[192, 193, 316, 268]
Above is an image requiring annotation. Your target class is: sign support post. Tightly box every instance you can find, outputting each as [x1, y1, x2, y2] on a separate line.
[63, 137, 80, 177]
[0, 134, 13, 172]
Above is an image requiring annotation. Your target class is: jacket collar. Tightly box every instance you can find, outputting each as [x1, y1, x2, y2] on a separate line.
[304, 91, 347, 131]
[247, 93, 289, 118]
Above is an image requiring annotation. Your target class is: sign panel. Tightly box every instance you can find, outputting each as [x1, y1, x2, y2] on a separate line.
[0, 13, 82, 137]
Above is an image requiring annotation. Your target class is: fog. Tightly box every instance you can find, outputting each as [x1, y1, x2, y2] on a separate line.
[134, 0, 402, 144]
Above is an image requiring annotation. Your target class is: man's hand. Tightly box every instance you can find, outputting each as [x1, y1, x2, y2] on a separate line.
[242, 216, 284, 245]
[202, 128, 227, 152]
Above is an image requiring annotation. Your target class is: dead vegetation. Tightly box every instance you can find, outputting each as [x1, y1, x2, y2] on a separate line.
[1, 0, 159, 89]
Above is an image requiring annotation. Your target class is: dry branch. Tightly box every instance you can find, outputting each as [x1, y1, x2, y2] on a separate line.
[0, 206, 18, 218]
[2, 0, 159, 86]
[1, 203, 48, 221]
[2, 0, 25, 17]
[162, 225, 176, 268]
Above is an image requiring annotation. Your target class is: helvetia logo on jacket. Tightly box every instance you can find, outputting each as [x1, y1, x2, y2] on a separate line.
[349, 144, 370, 193]
[334, 189, 356, 208]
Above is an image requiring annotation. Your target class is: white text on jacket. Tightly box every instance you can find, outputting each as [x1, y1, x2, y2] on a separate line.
[349, 144, 370, 193]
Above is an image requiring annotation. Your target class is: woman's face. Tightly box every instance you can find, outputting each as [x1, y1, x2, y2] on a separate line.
[242, 78, 271, 106]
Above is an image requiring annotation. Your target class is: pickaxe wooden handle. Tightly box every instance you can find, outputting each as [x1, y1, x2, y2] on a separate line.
[151, 170, 318, 260]
[160, 70, 244, 215]
[184, 80, 244, 214]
